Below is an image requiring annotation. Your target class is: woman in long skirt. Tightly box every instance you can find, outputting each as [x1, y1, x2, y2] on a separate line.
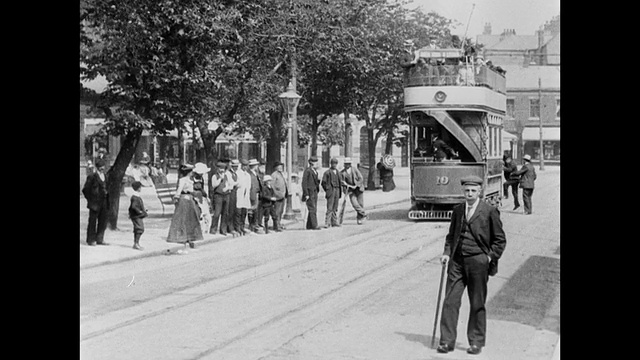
[167, 164, 203, 253]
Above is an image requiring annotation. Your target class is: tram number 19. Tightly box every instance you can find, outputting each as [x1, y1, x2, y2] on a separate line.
[436, 176, 449, 185]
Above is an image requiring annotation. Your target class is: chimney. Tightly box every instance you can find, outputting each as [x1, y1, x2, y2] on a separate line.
[537, 29, 545, 49]
[483, 22, 492, 35]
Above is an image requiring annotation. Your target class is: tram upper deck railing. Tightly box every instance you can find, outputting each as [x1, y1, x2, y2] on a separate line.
[400, 48, 506, 95]
[403, 64, 506, 94]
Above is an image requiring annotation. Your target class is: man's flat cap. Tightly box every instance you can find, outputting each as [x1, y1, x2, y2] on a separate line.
[460, 175, 483, 186]
[308, 156, 318, 162]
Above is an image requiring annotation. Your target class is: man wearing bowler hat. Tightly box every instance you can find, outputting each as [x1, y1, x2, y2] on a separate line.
[82, 159, 110, 246]
[437, 175, 507, 355]
[301, 156, 322, 230]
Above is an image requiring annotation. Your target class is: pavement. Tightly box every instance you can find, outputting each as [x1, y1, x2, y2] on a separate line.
[79, 167, 412, 270]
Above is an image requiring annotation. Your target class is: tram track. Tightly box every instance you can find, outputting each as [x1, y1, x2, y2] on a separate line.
[188, 225, 446, 360]
[81, 219, 443, 343]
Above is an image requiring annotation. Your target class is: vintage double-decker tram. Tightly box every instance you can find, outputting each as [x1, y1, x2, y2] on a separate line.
[402, 47, 506, 220]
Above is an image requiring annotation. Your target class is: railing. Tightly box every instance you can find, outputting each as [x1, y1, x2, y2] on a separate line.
[403, 64, 506, 94]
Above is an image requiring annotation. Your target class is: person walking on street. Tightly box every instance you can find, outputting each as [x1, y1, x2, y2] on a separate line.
[209, 161, 233, 235]
[340, 158, 367, 224]
[437, 175, 507, 355]
[271, 161, 289, 231]
[167, 164, 203, 252]
[247, 158, 262, 233]
[321, 157, 343, 228]
[82, 159, 110, 246]
[259, 175, 280, 234]
[511, 154, 537, 215]
[128, 181, 148, 250]
[502, 156, 520, 210]
[301, 156, 322, 230]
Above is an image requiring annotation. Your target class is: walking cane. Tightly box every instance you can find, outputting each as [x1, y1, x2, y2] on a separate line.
[431, 259, 447, 349]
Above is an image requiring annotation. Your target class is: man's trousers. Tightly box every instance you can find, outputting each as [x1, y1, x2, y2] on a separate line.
[502, 179, 520, 207]
[305, 192, 319, 229]
[87, 199, 108, 245]
[348, 190, 366, 220]
[324, 191, 340, 226]
[522, 188, 534, 214]
[210, 193, 229, 234]
[439, 253, 490, 347]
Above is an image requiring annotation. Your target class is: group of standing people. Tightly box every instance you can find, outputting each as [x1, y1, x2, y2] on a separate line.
[302, 156, 368, 230]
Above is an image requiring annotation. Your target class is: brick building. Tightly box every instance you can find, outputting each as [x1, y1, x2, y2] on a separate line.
[476, 16, 560, 163]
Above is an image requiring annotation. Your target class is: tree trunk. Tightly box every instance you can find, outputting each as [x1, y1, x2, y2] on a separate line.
[106, 129, 142, 230]
[344, 110, 352, 158]
[385, 129, 394, 154]
[310, 116, 319, 157]
[197, 118, 223, 168]
[366, 127, 377, 190]
[266, 110, 282, 174]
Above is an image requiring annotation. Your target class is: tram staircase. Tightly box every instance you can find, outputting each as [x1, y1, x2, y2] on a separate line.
[421, 110, 484, 162]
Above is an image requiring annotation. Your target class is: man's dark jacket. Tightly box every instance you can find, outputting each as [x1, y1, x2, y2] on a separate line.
[82, 172, 109, 211]
[444, 201, 507, 275]
[301, 166, 320, 200]
[512, 162, 536, 189]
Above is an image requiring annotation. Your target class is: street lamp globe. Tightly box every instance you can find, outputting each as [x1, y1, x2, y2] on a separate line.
[278, 82, 301, 119]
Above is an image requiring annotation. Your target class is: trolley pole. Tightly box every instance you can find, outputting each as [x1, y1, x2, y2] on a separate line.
[538, 77, 545, 170]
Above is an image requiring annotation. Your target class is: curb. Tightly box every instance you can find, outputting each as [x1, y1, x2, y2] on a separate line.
[80, 196, 412, 270]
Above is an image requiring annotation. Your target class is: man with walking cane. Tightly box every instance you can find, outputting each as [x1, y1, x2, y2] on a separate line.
[339, 158, 367, 225]
[435, 175, 506, 355]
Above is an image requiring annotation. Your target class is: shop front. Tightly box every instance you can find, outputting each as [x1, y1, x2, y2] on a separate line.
[522, 127, 560, 163]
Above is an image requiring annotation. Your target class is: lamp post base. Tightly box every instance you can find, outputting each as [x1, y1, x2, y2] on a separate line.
[283, 194, 296, 220]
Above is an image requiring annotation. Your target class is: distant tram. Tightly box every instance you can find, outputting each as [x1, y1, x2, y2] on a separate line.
[401, 47, 506, 220]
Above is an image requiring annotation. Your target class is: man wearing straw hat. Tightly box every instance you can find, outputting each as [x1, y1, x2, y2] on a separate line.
[340, 157, 367, 224]
[510, 154, 537, 215]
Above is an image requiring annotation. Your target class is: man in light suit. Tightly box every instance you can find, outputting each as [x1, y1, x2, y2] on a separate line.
[340, 158, 367, 224]
[271, 161, 288, 230]
[82, 159, 110, 246]
[437, 175, 507, 356]
[301, 156, 322, 230]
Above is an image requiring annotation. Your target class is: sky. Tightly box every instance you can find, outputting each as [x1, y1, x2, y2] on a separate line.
[406, 0, 560, 38]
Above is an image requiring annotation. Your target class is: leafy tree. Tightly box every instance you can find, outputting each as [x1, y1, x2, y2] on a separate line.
[80, 0, 241, 228]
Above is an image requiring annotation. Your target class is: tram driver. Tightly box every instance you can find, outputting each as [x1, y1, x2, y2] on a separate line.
[413, 139, 430, 158]
[433, 135, 458, 161]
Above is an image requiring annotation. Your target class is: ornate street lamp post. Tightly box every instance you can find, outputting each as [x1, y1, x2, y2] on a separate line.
[279, 82, 301, 220]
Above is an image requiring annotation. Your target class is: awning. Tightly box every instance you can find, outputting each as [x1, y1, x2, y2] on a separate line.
[503, 131, 518, 141]
[522, 127, 560, 141]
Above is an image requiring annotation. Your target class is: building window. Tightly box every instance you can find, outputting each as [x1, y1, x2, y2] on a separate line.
[556, 98, 560, 119]
[506, 99, 515, 118]
[529, 98, 540, 118]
